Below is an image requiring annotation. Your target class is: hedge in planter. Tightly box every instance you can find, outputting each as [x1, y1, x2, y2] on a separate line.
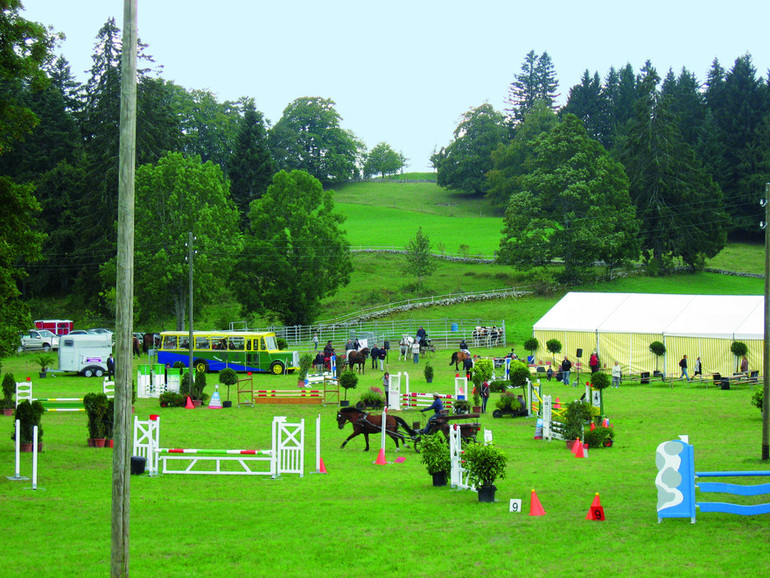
[1, 372, 15, 414]
[358, 389, 385, 410]
[419, 432, 451, 485]
[84, 392, 109, 442]
[463, 442, 508, 501]
[584, 425, 614, 449]
[13, 400, 44, 445]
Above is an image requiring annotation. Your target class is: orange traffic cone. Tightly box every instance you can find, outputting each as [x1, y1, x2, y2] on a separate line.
[554, 397, 561, 409]
[586, 493, 605, 520]
[529, 489, 546, 516]
[574, 441, 585, 458]
[571, 438, 581, 455]
[374, 448, 387, 465]
[185, 396, 194, 409]
[319, 458, 327, 474]
[590, 422, 596, 431]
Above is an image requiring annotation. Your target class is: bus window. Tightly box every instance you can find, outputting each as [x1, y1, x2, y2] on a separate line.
[179, 337, 190, 349]
[228, 337, 244, 350]
[264, 335, 278, 351]
[195, 336, 210, 350]
[164, 335, 178, 349]
[212, 338, 227, 350]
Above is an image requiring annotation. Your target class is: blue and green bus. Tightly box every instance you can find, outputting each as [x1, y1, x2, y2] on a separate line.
[157, 331, 299, 375]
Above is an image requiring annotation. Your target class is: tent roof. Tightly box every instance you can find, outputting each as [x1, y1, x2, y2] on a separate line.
[533, 292, 764, 340]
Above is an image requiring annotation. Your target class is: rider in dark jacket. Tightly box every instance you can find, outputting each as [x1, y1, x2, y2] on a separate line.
[418, 393, 444, 435]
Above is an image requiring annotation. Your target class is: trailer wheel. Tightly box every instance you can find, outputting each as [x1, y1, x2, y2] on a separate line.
[492, 409, 502, 418]
[83, 368, 94, 377]
[94, 368, 104, 377]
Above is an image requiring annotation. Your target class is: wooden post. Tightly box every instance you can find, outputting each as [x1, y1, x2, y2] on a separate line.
[763, 183, 769, 461]
[111, 1, 137, 576]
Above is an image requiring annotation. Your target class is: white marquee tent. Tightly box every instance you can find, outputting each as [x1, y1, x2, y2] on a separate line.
[533, 292, 764, 378]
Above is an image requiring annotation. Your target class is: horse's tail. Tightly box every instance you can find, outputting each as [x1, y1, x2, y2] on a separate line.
[449, 351, 458, 366]
[392, 415, 417, 437]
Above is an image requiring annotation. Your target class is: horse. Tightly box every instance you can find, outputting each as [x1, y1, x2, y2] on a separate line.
[399, 335, 413, 361]
[449, 350, 473, 370]
[336, 406, 418, 451]
[347, 347, 370, 374]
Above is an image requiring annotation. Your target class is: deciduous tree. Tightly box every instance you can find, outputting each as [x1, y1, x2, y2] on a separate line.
[403, 227, 438, 286]
[363, 142, 404, 179]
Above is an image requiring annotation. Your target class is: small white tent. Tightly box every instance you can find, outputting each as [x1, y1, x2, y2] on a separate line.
[533, 292, 764, 378]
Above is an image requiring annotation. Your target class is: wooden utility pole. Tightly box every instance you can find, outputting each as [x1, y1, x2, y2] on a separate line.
[111, 0, 137, 575]
[762, 183, 770, 461]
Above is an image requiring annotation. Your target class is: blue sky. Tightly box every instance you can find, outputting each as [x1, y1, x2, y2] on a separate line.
[23, 0, 770, 171]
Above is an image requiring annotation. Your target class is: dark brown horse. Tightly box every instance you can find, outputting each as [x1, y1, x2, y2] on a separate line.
[347, 347, 370, 374]
[449, 350, 472, 370]
[336, 406, 418, 451]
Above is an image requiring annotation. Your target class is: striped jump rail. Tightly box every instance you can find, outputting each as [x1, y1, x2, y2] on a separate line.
[160, 448, 273, 456]
[399, 393, 455, 409]
[253, 389, 324, 405]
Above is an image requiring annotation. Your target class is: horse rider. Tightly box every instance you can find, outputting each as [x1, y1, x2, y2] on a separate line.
[416, 326, 427, 344]
[418, 393, 444, 435]
[459, 338, 471, 357]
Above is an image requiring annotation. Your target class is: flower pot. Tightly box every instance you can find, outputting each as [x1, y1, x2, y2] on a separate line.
[2, 408, 14, 416]
[473, 406, 482, 414]
[477, 484, 497, 503]
[431, 471, 447, 487]
[105, 439, 114, 448]
[87, 438, 95, 447]
[39, 372, 47, 378]
[222, 400, 232, 408]
[566, 440, 578, 451]
[339, 400, 350, 407]
[426, 377, 433, 384]
[192, 400, 202, 408]
[93, 438, 106, 448]
[20, 442, 34, 452]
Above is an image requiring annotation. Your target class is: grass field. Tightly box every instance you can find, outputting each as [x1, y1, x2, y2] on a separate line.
[2, 350, 768, 576]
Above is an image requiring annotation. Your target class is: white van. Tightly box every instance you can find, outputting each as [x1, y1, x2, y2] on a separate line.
[58, 334, 112, 377]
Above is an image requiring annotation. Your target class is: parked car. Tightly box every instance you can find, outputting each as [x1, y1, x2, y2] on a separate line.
[19, 329, 61, 351]
[87, 328, 113, 336]
[69, 330, 88, 335]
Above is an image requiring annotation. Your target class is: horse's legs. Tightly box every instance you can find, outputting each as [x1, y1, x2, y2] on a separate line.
[340, 431, 360, 449]
[363, 433, 370, 451]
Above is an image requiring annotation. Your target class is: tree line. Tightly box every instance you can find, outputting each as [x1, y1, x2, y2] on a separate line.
[432, 50, 770, 281]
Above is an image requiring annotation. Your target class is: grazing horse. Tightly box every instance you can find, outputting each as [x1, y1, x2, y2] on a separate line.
[336, 406, 418, 451]
[449, 350, 473, 370]
[347, 347, 370, 374]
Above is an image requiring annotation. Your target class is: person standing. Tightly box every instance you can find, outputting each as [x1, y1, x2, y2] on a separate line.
[693, 357, 703, 378]
[312, 333, 319, 351]
[480, 380, 490, 414]
[589, 352, 599, 374]
[411, 340, 420, 364]
[561, 356, 572, 386]
[370, 344, 380, 369]
[107, 353, 116, 379]
[679, 355, 689, 381]
[378, 346, 386, 371]
[383, 338, 390, 361]
[612, 361, 622, 388]
[383, 372, 390, 406]
[741, 355, 749, 373]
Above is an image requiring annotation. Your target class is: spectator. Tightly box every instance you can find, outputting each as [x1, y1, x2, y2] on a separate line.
[378, 346, 386, 370]
[679, 355, 690, 381]
[561, 356, 572, 386]
[612, 361, 622, 388]
[589, 352, 599, 374]
[412, 340, 420, 364]
[741, 355, 749, 373]
[480, 380, 490, 414]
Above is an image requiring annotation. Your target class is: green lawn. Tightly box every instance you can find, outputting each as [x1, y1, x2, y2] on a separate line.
[2, 349, 768, 576]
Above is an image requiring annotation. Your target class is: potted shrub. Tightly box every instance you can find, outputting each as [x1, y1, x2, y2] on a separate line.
[193, 369, 207, 405]
[463, 442, 508, 502]
[12, 400, 44, 451]
[472, 359, 493, 413]
[562, 400, 592, 448]
[83, 392, 109, 447]
[424, 362, 434, 384]
[588, 371, 610, 417]
[453, 399, 470, 414]
[34, 353, 56, 378]
[358, 389, 385, 410]
[218, 368, 238, 408]
[298, 353, 313, 386]
[523, 337, 539, 363]
[2, 372, 16, 416]
[159, 392, 186, 407]
[419, 432, 451, 486]
[493, 391, 525, 418]
[751, 386, 763, 414]
[731, 341, 748, 372]
[584, 424, 615, 449]
[649, 341, 666, 378]
[546, 339, 562, 365]
[339, 370, 358, 407]
[509, 359, 530, 396]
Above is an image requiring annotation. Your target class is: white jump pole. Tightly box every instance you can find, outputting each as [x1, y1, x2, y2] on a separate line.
[31, 426, 39, 490]
[310, 413, 327, 474]
[7, 419, 29, 481]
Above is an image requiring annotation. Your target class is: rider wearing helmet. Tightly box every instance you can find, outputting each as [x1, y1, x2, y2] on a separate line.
[418, 393, 443, 435]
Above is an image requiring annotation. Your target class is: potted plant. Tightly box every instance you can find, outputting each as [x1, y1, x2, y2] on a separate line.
[546, 339, 562, 365]
[34, 353, 56, 378]
[358, 389, 385, 410]
[298, 353, 313, 387]
[523, 337, 539, 363]
[731, 341, 748, 372]
[649, 341, 666, 380]
[424, 362, 434, 384]
[493, 391, 525, 418]
[463, 442, 508, 502]
[584, 424, 615, 449]
[159, 392, 186, 407]
[12, 400, 44, 451]
[588, 371, 610, 417]
[218, 368, 238, 408]
[419, 432, 451, 486]
[562, 400, 592, 448]
[472, 359, 493, 413]
[508, 359, 530, 395]
[83, 392, 109, 447]
[751, 386, 763, 414]
[339, 370, 358, 407]
[193, 369, 207, 405]
[453, 399, 470, 414]
[2, 372, 16, 416]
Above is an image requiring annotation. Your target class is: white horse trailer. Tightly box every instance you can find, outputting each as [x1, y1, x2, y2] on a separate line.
[58, 334, 112, 377]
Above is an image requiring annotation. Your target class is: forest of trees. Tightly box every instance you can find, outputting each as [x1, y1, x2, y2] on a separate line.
[1, 3, 769, 352]
[435, 50, 770, 280]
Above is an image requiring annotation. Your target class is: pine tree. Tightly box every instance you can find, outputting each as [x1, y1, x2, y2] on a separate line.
[562, 70, 611, 147]
[506, 51, 559, 125]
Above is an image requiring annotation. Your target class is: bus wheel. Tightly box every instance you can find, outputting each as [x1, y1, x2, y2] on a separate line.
[195, 360, 208, 373]
[270, 361, 285, 375]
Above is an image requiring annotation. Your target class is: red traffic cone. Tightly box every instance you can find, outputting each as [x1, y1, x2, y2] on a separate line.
[586, 493, 605, 520]
[529, 489, 546, 516]
[590, 422, 596, 431]
[374, 448, 387, 465]
[554, 397, 561, 409]
[185, 396, 194, 409]
[319, 458, 327, 474]
[571, 438, 581, 455]
[574, 441, 585, 458]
